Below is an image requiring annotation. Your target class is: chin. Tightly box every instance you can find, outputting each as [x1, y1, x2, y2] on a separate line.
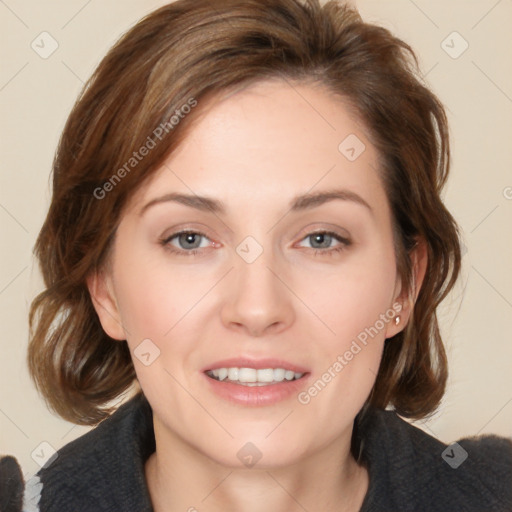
[194, 429, 313, 471]
[206, 443, 307, 471]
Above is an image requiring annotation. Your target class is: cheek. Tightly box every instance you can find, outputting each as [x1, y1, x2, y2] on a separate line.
[111, 247, 202, 344]
[111, 254, 203, 400]
[305, 246, 397, 343]
[303, 248, 396, 402]
[295, 242, 397, 407]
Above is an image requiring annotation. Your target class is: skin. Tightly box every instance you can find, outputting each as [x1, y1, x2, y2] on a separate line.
[88, 79, 427, 512]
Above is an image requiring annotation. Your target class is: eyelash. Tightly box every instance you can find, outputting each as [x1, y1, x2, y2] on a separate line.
[159, 229, 351, 257]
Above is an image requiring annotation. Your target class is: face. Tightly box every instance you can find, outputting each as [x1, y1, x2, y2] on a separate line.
[89, 79, 409, 469]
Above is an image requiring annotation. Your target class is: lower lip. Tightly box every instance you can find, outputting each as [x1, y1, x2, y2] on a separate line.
[203, 373, 309, 406]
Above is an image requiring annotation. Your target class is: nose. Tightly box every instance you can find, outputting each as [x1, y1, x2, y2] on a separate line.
[220, 249, 295, 337]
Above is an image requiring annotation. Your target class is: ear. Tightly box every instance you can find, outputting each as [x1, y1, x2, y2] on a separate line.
[385, 237, 428, 339]
[86, 269, 126, 341]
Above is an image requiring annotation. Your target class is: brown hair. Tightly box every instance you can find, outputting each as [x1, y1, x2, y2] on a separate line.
[28, 0, 461, 425]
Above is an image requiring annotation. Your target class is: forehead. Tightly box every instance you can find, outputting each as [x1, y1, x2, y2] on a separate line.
[128, 79, 386, 216]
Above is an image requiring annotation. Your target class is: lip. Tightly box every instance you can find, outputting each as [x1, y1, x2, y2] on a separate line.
[203, 373, 310, 406]
[201, 357, 310, 407]
[201, 358, 309, 374]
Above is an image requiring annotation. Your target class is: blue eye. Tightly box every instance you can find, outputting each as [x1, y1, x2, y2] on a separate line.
[298, 231, 351, 255]
[160, 229, 351, 257]
[160, 230, 212, 256]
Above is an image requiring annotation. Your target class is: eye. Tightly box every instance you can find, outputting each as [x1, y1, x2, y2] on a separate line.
[160, 229, 351, 257]
[160, 230, 214, 256]
[297, 230, 351, 255]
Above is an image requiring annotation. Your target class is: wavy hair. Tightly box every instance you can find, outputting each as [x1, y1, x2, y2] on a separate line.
[28, 0, 461, 425]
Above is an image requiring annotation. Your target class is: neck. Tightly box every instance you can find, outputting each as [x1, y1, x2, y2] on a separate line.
[145, 422, 369, 512]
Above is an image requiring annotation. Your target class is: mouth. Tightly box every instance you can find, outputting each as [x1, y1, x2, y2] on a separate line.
[202, 359, 309, 406]
[205, 367, 305, 386]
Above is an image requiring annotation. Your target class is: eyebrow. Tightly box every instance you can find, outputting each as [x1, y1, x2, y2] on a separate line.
[139, 188, 373, 216]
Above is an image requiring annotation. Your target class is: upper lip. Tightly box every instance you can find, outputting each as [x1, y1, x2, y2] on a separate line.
[202, 358, 309, 374]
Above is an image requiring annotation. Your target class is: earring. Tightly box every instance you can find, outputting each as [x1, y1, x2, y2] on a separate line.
[394, 316, 401, 325]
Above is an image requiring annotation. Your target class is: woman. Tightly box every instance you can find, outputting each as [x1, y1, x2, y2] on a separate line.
[1, 0, 511, 510]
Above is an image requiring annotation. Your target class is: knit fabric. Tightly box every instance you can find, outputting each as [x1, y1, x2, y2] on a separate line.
[3, 392, 511, 511]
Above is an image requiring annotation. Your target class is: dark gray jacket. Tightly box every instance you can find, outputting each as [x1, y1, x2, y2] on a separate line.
[2, 392, 512, 511]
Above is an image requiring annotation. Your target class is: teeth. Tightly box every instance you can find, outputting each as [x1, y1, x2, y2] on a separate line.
[257, 369, 274, 383]
[238, 368, 257, 382]
[207, 367, 304, 384]
[273, 368, 285, 382]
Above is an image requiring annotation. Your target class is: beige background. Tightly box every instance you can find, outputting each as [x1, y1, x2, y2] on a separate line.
[1, 0, 511, 479]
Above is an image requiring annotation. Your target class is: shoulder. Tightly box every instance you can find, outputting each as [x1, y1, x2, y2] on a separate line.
[357, 406, 512, 512]
[0, 455, 25, 511]
[30, 392, 155, 512]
